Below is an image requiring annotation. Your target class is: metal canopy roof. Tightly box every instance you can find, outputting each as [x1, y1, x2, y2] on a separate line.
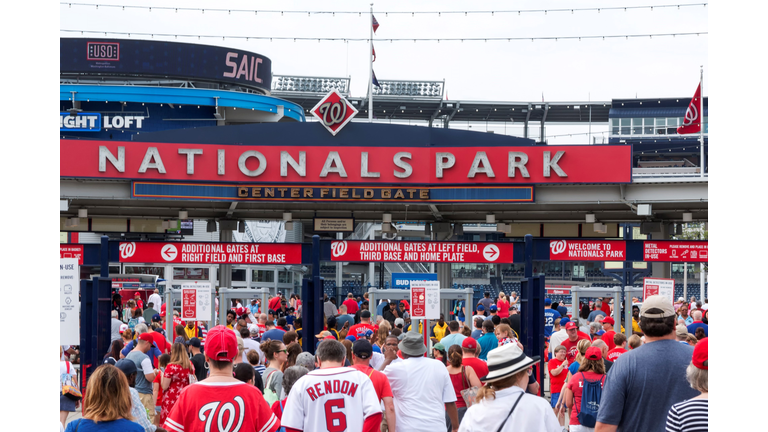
[274, 93, 611, 126]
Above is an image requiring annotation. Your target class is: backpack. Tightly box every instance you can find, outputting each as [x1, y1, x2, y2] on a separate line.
[576, 372, 605, 428]
[263, 370, 279, 405]
[128, 317, 139, 330]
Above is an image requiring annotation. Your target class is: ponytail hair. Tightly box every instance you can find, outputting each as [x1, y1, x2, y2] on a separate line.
[260, 339, 283, 361]
[448, 345, 463, 368]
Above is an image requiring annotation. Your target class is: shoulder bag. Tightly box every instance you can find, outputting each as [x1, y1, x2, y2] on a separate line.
[61, 361, 83, 401]
[459, 366, 479, 407]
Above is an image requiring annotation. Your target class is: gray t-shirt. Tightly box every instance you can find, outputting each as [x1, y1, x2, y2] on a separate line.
[125, 350, 153, 395]
[111, 318, 123, 342]
[597, 339, 698, 431]
[323, 301, 337, 319]
[262, 366, 284, 398]
[478, 297, 494, 314]
[588, 309, 607, 322]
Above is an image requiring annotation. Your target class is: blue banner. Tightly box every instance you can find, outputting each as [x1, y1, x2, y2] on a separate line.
[391, 272, 438, 289]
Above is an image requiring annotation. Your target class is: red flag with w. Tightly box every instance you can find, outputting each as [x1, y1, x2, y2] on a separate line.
[677, 83, 702, 134]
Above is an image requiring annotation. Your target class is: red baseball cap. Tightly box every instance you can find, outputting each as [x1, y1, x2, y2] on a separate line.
[138, 333, 154, 343]
[603, 316, 615, 326]
[205, 325, 238, 362]
[565, 322, 577, 330]
[692, 337, 708, 370]
[161, 304, 166, 312]
[462, 338, 477, 350]
[236, 307, 247, 316]
[585, 346, 602, 360]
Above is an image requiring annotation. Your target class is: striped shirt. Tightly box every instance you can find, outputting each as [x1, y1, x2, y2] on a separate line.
[666, 398, 708, 432]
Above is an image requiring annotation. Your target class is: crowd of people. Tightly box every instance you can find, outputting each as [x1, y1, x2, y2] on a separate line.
[60, 289, 708, 431]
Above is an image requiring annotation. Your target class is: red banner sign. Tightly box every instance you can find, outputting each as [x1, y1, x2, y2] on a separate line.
[182, 289, 197, 319]
[60, 244, 84, 265]
[549, 240, 626, 261]
[411, 287, 425, 318]
[118, 242, 302, 264]
[329, 241, 514, 263]
[643, 241, 708, 262]
[546, 288, 571, 295]
[60, 140, 632, 185]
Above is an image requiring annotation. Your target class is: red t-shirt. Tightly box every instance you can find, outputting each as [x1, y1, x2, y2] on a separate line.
[496, 300, 510, 318]
[348, 323, 378, 340]
[601, 330, 616, 351]
[164, 381, 279, 432]
[461, 357, 489, 382]
[343, 299, 360, 315]
[150, 331, 171, 354]
[600, 302, 611, 317]
[271, 398, 288, 423]
[566, 372, 606, 426]
[350, 364, 393, 401]
[268, 296, 282, 312]
[153, 372, 164, 406]
[547, 358, 568, 395]
[606, 347, 627, 362]
[561, 332, 591, 363]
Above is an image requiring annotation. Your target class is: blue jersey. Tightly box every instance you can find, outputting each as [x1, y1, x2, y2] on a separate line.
[544, 309, 562, 337]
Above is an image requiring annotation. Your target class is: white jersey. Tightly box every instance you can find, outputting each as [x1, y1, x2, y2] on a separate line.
[281, 366, 380, 432]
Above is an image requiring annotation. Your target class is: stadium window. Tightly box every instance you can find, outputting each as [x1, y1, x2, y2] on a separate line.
[643, 118, 654, 135]
[631, 118, 642, 135]
[252, 269, 275, 283]
[655, 118, 667, 135]
[620, 118, 630, 135]
[610, 118, 619, 135]
[704, 116, 708, 133]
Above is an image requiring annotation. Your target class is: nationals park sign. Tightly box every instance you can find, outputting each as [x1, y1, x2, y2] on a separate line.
[60, 141, 632, 189]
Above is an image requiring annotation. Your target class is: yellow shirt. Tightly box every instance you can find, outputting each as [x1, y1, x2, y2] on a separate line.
[185, 326, 197, 339]
[632, 318, 641, 333]
[432, 322, 449, 341]
[406, 322, 424, 334]
[226, 323, 234, 330]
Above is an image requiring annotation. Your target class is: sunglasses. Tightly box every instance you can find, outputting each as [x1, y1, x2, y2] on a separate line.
[278, 349, 288, 353]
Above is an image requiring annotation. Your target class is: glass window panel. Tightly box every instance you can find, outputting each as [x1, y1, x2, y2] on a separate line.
[611, 118, 619, 135]
[252, 270, 275, 283]
[620, 118, 630, 126]
[667, 118, 678, 127]
[278, 271, 290, 283]
[632, 118, 643, 126]
[620, 118, 630, 135]
[656, 118, 666, 127]
[232, 269, 246, 282]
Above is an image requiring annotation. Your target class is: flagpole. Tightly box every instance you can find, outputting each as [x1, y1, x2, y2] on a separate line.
[368, 3, 374, 123]
[699, 66, 704, 178]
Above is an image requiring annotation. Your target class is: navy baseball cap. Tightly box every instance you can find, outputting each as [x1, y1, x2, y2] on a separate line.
[490, 305, 498, 311]
[152, 314, 162, 322]
[115, 359, 137, 377]
[477, 305, 484, 311]
[353, 339, 373, 359]
[560, 317, 570, 326]
[545, 298, 552, 306]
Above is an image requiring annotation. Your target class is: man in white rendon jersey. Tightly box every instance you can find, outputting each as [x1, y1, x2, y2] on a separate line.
[163, 325, 280, 432]
[281, 339, 381, 432]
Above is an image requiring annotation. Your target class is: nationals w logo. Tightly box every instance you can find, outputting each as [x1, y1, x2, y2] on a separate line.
[197, 396, 245, 432]
[318, 100, 348, 127]
[331, 241, 348, 258]
[310, 90, 358, 136]
[119, 242, 136, 259]
[550, 240, 567, 255]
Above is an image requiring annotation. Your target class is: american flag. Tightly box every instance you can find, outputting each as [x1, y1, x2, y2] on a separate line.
[372, 70, 381, 88]
[372, 14, 379, 33]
